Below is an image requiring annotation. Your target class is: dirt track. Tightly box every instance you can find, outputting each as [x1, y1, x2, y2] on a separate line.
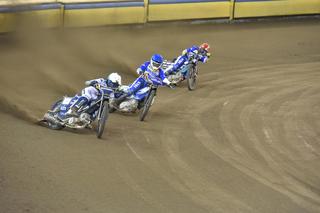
[0, 19, 320, 213]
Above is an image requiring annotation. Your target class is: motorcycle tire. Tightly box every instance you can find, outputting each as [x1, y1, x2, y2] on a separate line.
[96, 102, 109, 138]
[139, 90, 156, 121]
[187, 66, 197, 91]
[48, 99, 64, 130]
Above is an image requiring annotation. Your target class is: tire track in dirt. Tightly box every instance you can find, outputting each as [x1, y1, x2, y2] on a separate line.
[186, 61, 320, 212]
[1, 20, 320, 213]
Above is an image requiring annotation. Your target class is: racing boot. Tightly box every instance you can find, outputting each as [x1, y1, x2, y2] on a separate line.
[110, 93, 128, 108]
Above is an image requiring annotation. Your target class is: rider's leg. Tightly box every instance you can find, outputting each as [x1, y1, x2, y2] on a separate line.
[66, 86, 97, 116]
[112, 93, 128, 107]
[67, 96, 89, 116]
[112, 77, 145, 107]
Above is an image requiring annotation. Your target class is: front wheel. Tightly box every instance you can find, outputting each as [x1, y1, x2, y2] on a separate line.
[139, 90, 156, 121]
[47, 99, 64, 130]
[96, 103, 109, 138]
[187, 66, 197, 91]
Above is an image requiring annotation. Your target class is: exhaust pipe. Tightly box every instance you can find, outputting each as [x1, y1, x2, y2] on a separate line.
[43, 113, 64, 126]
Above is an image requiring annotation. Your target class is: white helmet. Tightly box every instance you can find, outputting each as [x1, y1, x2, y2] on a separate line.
[107, 72, 122, 88]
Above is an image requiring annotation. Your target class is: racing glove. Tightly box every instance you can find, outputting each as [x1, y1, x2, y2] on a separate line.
[136, 68, 143, 75]
[162, 78, 171, 86]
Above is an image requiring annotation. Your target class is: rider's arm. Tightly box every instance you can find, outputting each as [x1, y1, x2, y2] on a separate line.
[85, 79, 97, 86]
[136, 61, 149, 75]
[198, 51, 211, 63]
[159, 69, 171, 85]
[113, 77, 144, 105]
[85, 78, 105, 86]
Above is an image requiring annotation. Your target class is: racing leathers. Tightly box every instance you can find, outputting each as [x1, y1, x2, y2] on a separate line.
[113, 61, 171, 106]
[66, 78, 115, 116]
[164, 46, 210, 76]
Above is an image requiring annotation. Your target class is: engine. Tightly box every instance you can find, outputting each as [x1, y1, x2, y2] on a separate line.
[119, 99, 138, 113]
[168, 72, 183, 83]
[79, 113, 91, 124]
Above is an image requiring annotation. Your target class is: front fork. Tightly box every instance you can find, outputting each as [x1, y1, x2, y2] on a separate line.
[192, 64, 198, 78]
[149, 88, 157, 106]
[96, 97, 105, 121]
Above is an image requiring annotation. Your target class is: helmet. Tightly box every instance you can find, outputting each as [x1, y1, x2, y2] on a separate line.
[199, 43, 210, 52]
[107, 72, 122, 89]
[150, 54, 164, 72]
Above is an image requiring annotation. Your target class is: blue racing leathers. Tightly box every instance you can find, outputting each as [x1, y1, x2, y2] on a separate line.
[132, 61, 170, 94]
[115, 61, 170, 105]
[71, 78, 107, 110]
[68, 78, 117, 114]
[165, 46, 210, 76]
[164, 54, 189, 76]
[197, 50, 210, 63]
[85, 78, 108, 88]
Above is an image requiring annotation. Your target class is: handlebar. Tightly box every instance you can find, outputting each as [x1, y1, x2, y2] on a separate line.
[141, 73, 163, 87]
[98, 87, 114, 98]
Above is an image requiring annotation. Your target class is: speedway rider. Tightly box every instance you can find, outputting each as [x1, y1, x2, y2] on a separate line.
[164, 43, 211, 77]
[65, 72, 122, 117]
[111, 54, 173, 107]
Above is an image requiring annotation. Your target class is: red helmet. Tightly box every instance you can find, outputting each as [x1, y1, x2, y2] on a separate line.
[199, 43, 210, 52]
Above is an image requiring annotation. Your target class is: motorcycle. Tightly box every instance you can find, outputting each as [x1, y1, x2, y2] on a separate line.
[39, 87, 112, 138]
[163, 59, 199, 91]
[110, 73, 172, 121]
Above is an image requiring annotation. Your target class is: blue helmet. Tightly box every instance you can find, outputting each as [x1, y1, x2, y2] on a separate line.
[150, 54, 164, 72]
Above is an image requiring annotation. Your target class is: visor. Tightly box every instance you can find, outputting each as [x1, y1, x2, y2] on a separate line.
[151, 61, 162, 70]
[108, 81, 119, 89]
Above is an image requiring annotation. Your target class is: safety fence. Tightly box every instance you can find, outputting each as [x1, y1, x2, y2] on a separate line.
[1, 0, 320, 32]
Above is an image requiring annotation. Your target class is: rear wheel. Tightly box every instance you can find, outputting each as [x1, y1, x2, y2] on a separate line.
[139, 90, 156, 121]
[47, 99, 64, 130]
[187, 66, 197, 91]
[97, 103, 109, 138]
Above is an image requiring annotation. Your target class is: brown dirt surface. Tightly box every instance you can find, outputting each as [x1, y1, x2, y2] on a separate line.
[0, 19, 320, 213]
